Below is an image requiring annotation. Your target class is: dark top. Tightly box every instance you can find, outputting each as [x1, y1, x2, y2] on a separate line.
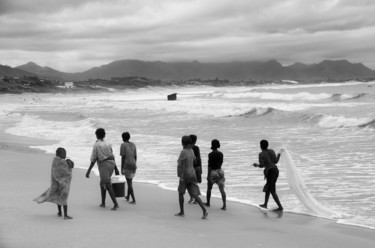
[208, 150, 223, 170]
[191, 145, 202, 168]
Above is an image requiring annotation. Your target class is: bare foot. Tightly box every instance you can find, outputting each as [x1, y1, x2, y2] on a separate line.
[202, 211, 208, 219]
[174, 212, 185, 217]
[272, 207, 283, 212]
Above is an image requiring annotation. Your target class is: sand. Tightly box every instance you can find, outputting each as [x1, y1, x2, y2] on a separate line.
[0, 131, 374, 248]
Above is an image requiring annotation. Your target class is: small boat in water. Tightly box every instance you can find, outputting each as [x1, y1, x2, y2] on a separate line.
[167, 93, 177, 100]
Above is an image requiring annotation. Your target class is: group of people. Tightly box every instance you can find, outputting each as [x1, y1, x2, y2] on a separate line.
[34, 128, 138, 218]
[34, 128, 283, 220]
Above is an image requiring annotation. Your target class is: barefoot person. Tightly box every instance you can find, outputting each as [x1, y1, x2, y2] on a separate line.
[86, 128, 119, 210]
[253, 139, 283, 211]
[34, 147, 74, 220]
[188, 134, 202, 204]
[204, 139, 227, 210]
[120, 132, 137, 204]
[175, 136, 208, 219]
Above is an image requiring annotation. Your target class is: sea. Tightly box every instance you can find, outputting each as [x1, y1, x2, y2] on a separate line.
[1, 80, 374, 230]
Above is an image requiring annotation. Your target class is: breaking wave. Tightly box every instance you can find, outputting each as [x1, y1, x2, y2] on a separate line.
[330, 93, 367, 101]
[238, 107, 277, 117]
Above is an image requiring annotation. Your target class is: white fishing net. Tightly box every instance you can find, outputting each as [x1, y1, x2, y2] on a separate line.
[278, 147, 342, 218]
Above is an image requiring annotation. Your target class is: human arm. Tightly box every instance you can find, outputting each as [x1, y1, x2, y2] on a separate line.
[114, 164, 120, 175]
[66, 159, 74, 169]
[134, 144, 137, 162]
[86, 161, 96, 178]
[121, 155, 125, 175]
[253, 153, 265, 168]
[177, 150, 186, 179]
[275, 148, 284, 164]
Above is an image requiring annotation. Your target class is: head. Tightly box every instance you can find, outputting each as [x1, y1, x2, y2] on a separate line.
[260, 140, 269, 150]
[122, 132, 130, 142]
[95, 128, 106, 140]
[56, 147, 66, 159]
[189, 134, 197, 145]
[181, 135, 192, 147]
[211, 139, 220, 150]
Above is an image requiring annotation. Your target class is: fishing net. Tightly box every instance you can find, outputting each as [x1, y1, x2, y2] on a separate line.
[278, 147, 342, 218]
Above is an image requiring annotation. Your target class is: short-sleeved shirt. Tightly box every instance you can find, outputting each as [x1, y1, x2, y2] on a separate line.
[177, 148, 197, 183]
[120, 142, 137, 171]
[90, 139, 114, 162]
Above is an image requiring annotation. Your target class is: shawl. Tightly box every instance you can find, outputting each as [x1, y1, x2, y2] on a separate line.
[34, 157, 73, 206]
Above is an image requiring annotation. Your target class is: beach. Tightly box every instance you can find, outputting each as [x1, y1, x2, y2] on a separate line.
[0, 130, 375, 248]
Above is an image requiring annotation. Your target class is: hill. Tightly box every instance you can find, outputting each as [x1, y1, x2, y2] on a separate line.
[16, 62, 75, 81]
[5, 59, 375, 82]
[0, 64, 36, 78]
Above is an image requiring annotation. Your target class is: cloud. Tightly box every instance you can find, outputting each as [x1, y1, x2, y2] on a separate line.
[1, 0, 375, 72]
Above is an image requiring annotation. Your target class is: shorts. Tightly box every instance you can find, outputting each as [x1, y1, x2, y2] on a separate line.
[208, 169, 225, 187]
[123, 169, 136, 179]
[178, 180, 201, 196]
[263, 167, 279, 192]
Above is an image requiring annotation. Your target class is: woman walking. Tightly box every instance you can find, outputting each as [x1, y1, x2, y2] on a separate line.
[86, 128, 119, 210]
[120, 132, 137, 204]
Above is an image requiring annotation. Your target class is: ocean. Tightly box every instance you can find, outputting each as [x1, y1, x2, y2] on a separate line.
[1, 80, 374, 229]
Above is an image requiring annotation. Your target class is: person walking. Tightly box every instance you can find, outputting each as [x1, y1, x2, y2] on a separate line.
[188, 134, 202, 204]
[86, 128, 119, 210]
[204, 139, 227, 210]
[253, 139, 283, 211]
[120, 132, 137, 204]
[34, 147, 74, 219]
[175, 136, 208, 219]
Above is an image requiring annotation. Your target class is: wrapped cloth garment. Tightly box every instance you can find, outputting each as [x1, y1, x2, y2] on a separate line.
[208, 168, 225, 186]
[34, 157, 73, 206]
[98, 159, 115, 189]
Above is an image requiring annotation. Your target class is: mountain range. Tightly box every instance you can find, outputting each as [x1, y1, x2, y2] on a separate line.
[1, 59, 375, 82]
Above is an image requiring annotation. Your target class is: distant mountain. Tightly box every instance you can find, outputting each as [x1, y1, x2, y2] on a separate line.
[11, 59, 375, 82]
[0, 64, 36, 77]
[15, 62, 74, 81]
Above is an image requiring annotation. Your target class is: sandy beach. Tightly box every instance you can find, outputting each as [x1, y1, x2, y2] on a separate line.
[0, 131, 374, 248]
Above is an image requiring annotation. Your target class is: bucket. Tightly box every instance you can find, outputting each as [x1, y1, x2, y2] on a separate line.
[112, 176, 126, 198]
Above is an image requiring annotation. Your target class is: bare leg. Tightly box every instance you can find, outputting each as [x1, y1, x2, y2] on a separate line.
[63, 205, 73, 219]
[100, 186, 106, 207]
[175, 194, 185, 217]
[127, 178, 136, 204]
[107, 185, 119, 210]
[271, 191, 283, 211]
[188, 191, 194, 203]
[192, 194, 208, 219]
[259, 191, 270, 208]
[219, 185, 227, 210]
[205, 182, 213, 207]
[57, 205, 62, 217]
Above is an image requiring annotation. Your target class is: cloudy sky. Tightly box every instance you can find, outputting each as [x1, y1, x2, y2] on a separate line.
[1, 0, 375, 72]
